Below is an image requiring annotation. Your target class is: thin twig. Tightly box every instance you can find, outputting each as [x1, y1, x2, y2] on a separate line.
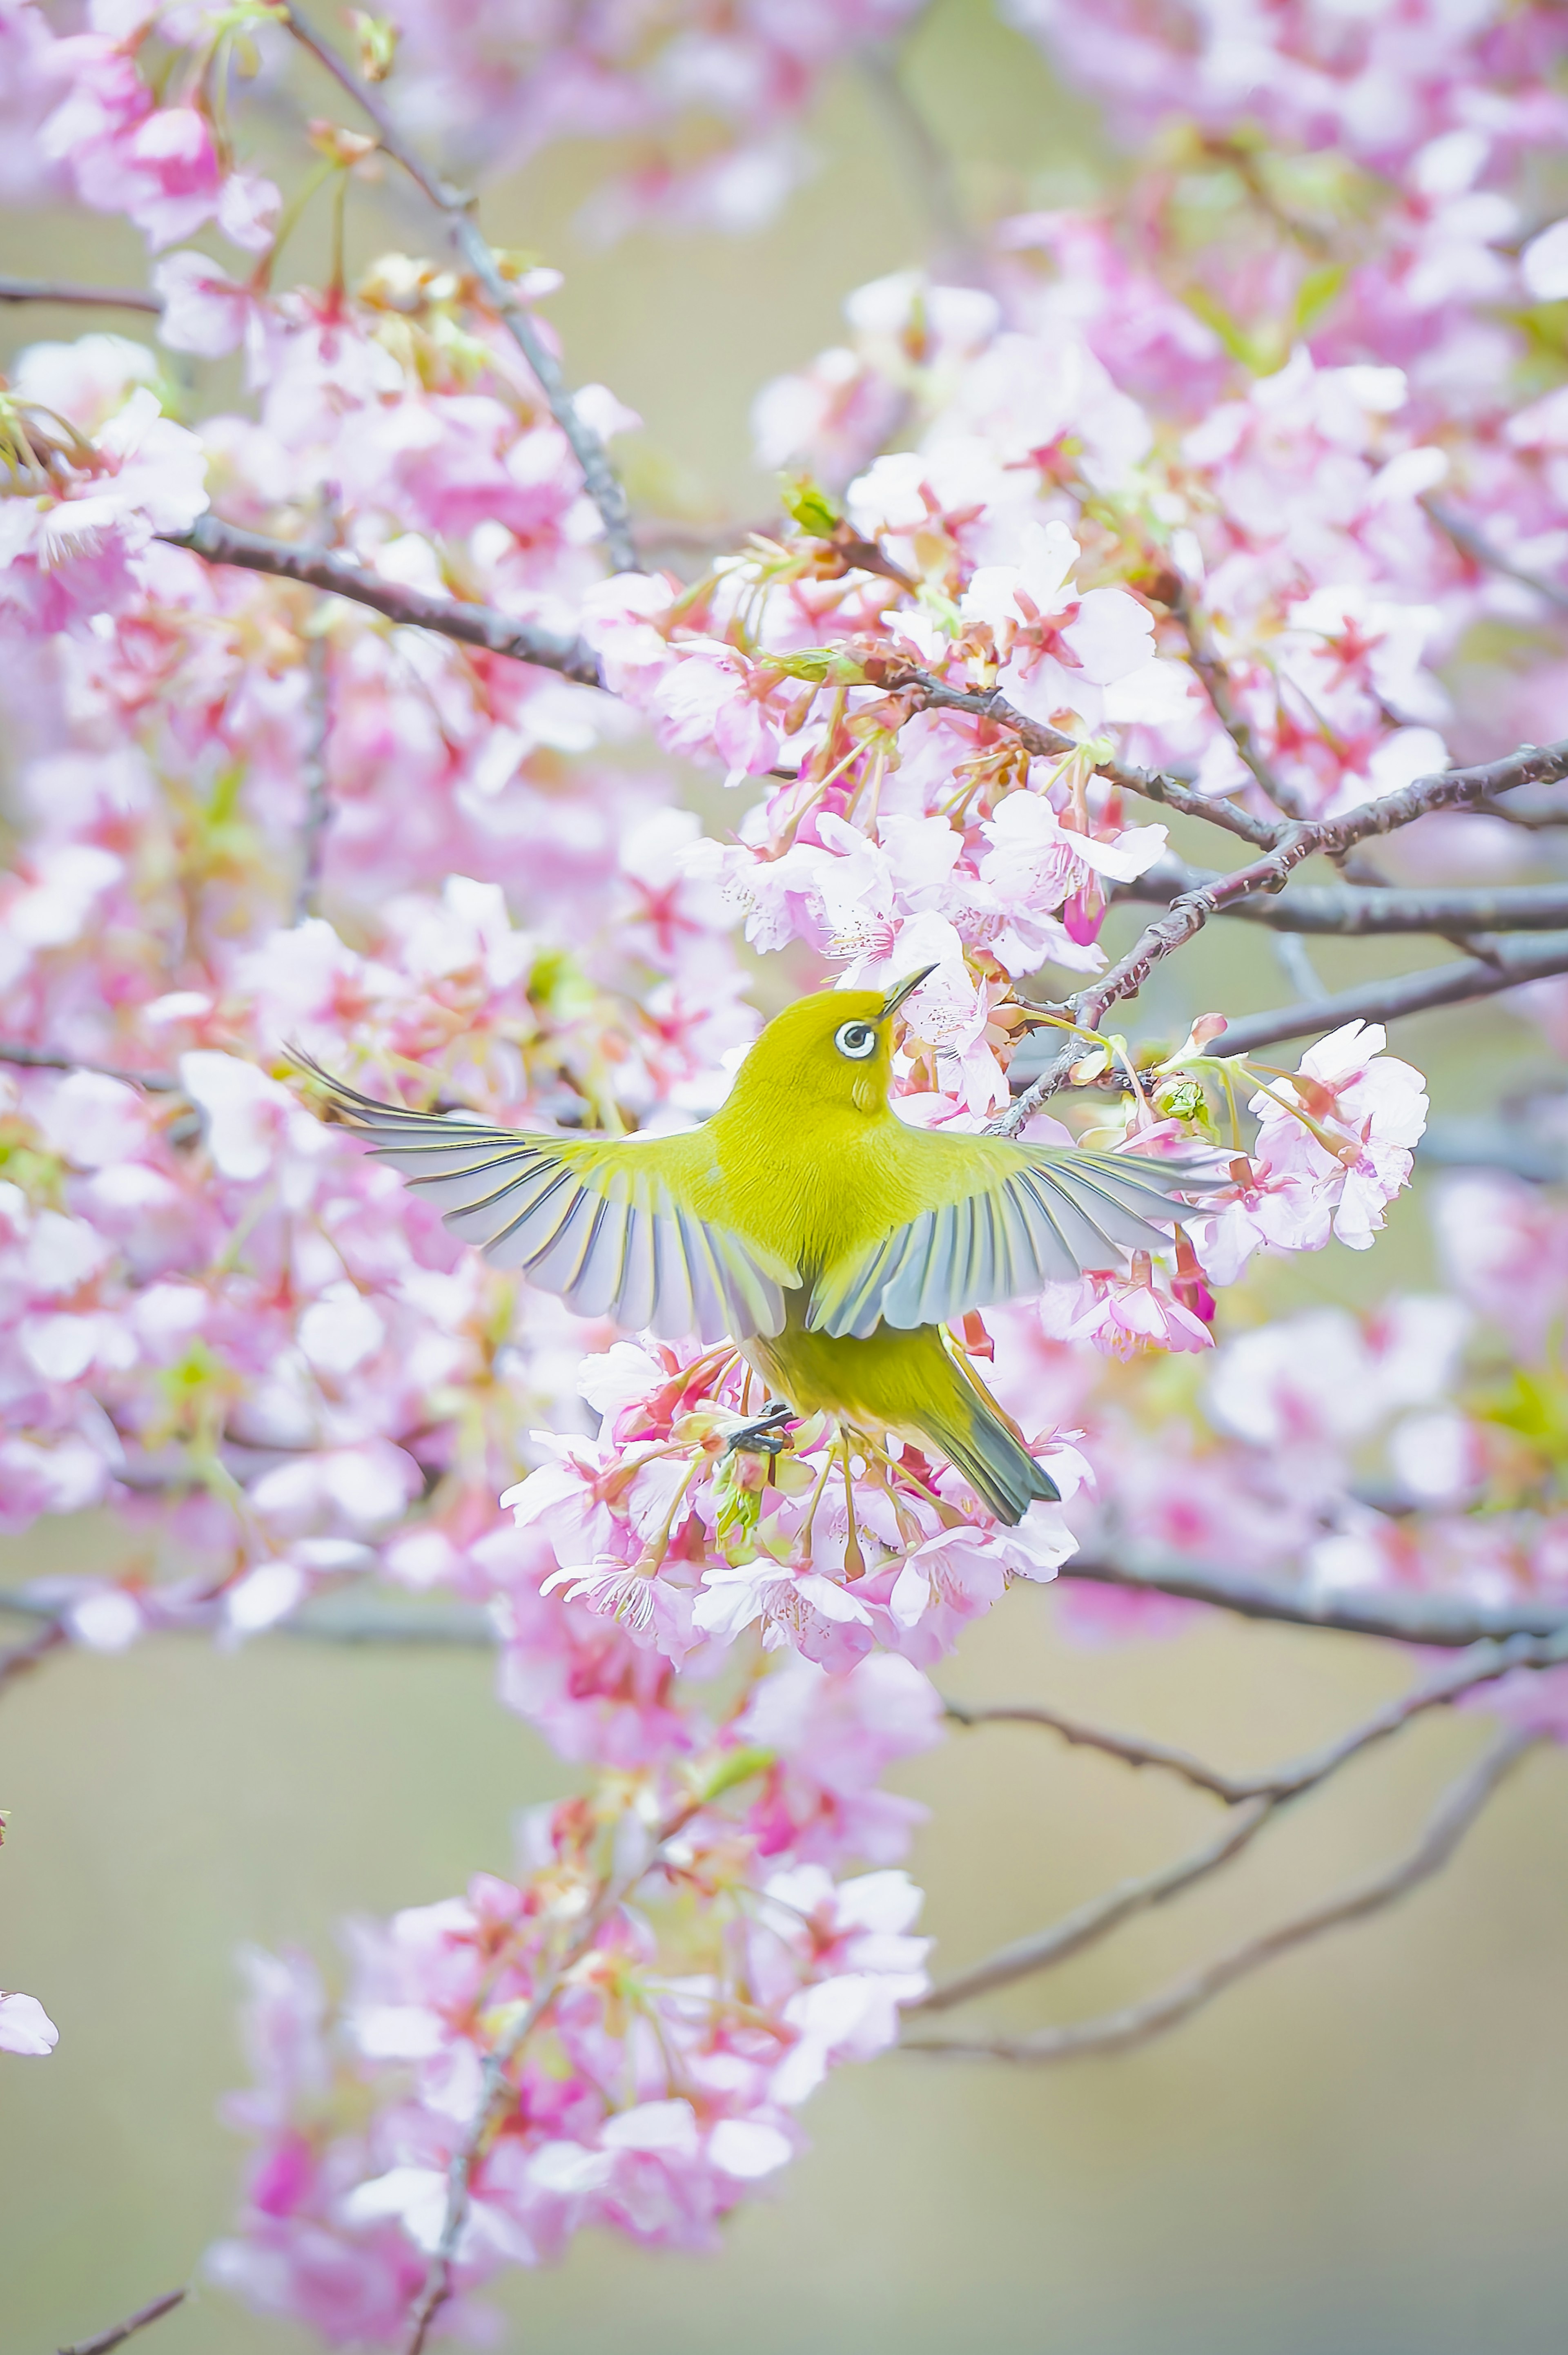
[944, 1630, 1568, 1809]
[294, 627, 334, 923]
[1169, 586, 1311, 820]
[884, 667, 1282, 849]
[1192, 932, 1568, 1061]
[856, 44, 982, 282]
[906, 1729, 1539, 2057]
[998, 737, 1568, 1131]
[1424, 497, 1568, 618]
[943, 1695, 1244, 1799]
[0, 1041, 181, 1092]
[1055, 1552, 1568, 1647]
[160, 515, 601, 682]
[1126, 855, 1568, 936]
[278, 5, 637, 572]
[912, 1800, 1276, 2012]
[5, 1563, 1555, 1656]
[0, 1618, 68, 1698]
[397, 1798, 700, 2355]
[57, 2290, 187, 2355]
[0, 276, 161, 314]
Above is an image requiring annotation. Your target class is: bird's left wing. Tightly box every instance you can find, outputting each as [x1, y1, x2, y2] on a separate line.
[807, 1131, 1228, 1340]
[304, 1065, 794, 1343]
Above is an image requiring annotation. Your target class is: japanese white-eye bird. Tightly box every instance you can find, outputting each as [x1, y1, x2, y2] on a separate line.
[303, 975, 1216, 1523]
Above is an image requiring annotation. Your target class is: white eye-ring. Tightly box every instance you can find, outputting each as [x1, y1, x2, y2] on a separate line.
[834, 1019, 878, 1062]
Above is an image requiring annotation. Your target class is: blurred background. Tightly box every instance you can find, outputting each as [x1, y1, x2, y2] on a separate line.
[4, 4, 1568, 2350]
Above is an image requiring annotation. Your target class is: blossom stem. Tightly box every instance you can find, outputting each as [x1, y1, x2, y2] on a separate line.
[397, 1798, 702, 2355]
[276, 5, 638, 572]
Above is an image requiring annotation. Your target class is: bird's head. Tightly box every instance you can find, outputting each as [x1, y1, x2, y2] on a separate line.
[727, 970, 935, 1119]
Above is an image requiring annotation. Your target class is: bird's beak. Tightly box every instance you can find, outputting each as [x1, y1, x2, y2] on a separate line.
[880, 964, 937, 1020]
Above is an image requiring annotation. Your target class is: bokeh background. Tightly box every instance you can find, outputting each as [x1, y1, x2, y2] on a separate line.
[4, 5, 1568, 2350]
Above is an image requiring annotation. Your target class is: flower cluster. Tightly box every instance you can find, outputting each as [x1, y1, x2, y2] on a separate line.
[209, 1747, 934, 2337]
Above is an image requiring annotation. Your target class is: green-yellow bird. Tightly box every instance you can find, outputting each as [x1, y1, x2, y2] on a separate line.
[305, 975, 1216, 1524]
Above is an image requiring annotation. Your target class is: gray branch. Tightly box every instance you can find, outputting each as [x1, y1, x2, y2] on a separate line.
[161, 515, 602, 683]
[1424, 497, 1568, 617]
[1196, 932, 1568, 1059]
[1056, 1552, 1568, 1646]
[944, 1630, 1568, 1809]
[278, 5, 638, 572]
[1127, 854, 1568, 936]
[0, 275, 161, 314]
[57, 2290, 187, 2355]
[911, 1798, 1275, 2012]
[998, 737, 1568, 1130]
[0, 1041, 180, 1091]
[904, 1729, 1538, 2060]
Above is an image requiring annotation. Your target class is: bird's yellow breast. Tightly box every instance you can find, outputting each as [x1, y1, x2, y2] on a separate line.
[697, 1099, 932, 1284]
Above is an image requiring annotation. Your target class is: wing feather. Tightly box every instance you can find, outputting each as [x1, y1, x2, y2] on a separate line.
[301, 1062, 787, 1342]
[809, 1138, 1223, 1338]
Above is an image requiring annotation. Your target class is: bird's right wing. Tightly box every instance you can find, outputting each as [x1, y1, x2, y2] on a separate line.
[303, 1064, 795, 1343]
[808, 1134, 1228, 1340]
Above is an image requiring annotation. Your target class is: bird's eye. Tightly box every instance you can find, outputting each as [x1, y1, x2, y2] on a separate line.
[834, 1020, 878, 1062]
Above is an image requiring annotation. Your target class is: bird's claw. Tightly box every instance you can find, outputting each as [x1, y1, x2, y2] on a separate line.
[725, 1400, 795, 1457]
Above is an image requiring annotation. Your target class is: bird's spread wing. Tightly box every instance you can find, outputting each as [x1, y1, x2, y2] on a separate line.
[807, 1134, 1227, 1340]
[305, 1065, 794, 1343]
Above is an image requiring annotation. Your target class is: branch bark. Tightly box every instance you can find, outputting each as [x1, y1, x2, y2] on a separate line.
[1169, 585, 1311, 821]
[0, 1617, 68, 1699]
[278, 6, 637, 572]
[998, 737, 1568, 1129]
[1195, 932, 1568, 1059]
[1423, 497, 1568, 618]
[0, 275, 161, 314]
[397, 1797, 701, 2355]
[1128, 854, 1568, 936]
[1056, 1551, 1568, 1646]
[57, 2290, 187, 2355]
[160, 514, 602, 683]
[0, 1041, 180, 1091]
[912, 1797, 1275, 2012]
[884, 666, 1282, 849]
[905, 1728, 1538, 2058]
[944, 1630, 1568, 1808]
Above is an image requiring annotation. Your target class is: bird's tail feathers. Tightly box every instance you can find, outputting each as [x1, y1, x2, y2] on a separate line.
[936, 1395, 1060, 1525]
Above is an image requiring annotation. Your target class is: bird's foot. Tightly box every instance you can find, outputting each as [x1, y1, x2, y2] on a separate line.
[724, 1400, 795, 1457]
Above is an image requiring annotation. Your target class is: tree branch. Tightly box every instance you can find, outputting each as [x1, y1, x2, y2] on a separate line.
[278, 6, 637, 573]
[944, 1630, 1568, 1808]
[1194, 931, 1568, 1059]
[398, 1797, 700, 2355]
[912, 1799, 1276, 2012]
[160, 515, 602, 683]
[1127, 854, 1568, 936]
[1423, 497, 1568, 618]
[0, 1041, 181, 1091]
[1169, 585, 1312, 821]
[57, 2290, 187, 2355]
[0, 276, 161, 314]
[998, 737, 1568, 1130]
[855, 44, 982, 283]
[1056, 1552, 1568, 1647]
[881, 667, 1283, 848]
[905, 1728, 1538, 2058]
[0, 1618, 68, 1699]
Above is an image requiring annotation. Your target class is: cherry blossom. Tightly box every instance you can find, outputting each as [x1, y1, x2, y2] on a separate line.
[0, 1990, 59, 2057]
